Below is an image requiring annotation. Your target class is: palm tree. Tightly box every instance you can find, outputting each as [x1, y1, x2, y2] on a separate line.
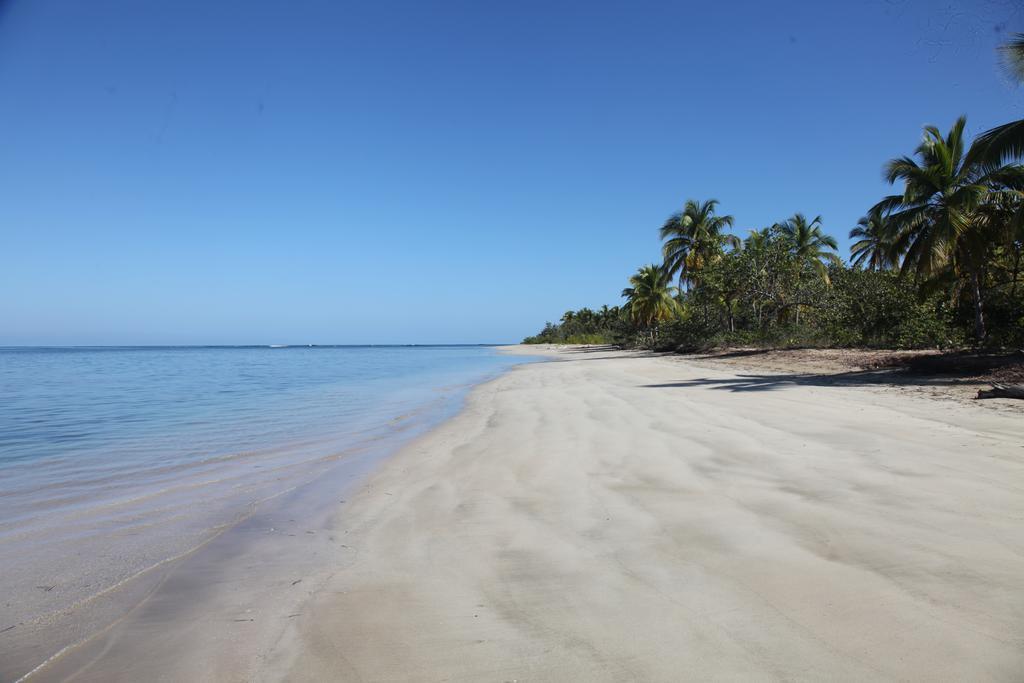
[621, 265, 680, 329]
[773, 213, 840, 324]
[743, 227, 771, 252]
[873, 115, 1024, 341]
[776, 213, 840, 281]
[659, 199, 738, 291]
[849, 209, 897, 271]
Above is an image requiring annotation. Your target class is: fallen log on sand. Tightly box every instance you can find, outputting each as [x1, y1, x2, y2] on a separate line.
[977, 383, 1024, 400]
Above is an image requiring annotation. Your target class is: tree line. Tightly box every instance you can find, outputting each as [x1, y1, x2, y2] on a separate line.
[525, 35, 1024, 351]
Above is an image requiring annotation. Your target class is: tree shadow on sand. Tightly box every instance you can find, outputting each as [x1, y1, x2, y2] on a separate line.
[533, 345, 658, 362]
[641, 368, 984, 393]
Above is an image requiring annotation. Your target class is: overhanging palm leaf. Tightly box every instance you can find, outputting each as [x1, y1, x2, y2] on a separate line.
[1000, 32, 1024, 83]
[969, 35, 1024, 167]
[972, 119, 1024, 168]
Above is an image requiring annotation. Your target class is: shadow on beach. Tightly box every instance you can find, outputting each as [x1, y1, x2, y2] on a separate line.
[545, 345, 669, 362]
[642, 349, 1024, 397]
[540, 345, 1024, 405]
[641, 367, 981, 393]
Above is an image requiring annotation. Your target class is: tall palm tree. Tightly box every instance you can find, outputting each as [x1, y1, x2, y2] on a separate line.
[621, 265, 680, 328]
[659, 199, 738, 291]
[849, 209, 897, 271]
[873, 115, 1024, 341]
[776, 213, 840, 281]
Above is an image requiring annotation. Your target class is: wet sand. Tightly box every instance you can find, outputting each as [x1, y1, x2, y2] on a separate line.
[28, 345, 1024, 681]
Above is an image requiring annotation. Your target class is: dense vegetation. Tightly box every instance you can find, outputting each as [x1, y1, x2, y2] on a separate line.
[525, 36, 1024, 351]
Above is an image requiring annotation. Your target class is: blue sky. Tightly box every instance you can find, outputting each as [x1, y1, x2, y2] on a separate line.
[1, 0, 1022, 344]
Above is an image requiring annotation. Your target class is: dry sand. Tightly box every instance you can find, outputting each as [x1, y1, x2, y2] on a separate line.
[263, 345, 1024, 681]
[38, 345, 1024, 681]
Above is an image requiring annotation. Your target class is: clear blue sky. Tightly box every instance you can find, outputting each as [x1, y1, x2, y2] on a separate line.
[1, 0, 1022, 344]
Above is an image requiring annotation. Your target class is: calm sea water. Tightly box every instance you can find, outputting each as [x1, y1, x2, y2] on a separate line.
[0, 345, 533, 655]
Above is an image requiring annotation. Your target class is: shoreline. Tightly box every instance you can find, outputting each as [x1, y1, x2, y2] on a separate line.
[5, 437, 392, 683]
[4, 350, 539, 682]
[23, 345, 1024, 680]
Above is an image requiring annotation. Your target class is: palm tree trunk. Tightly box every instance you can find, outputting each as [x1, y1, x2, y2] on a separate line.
[970, 270, 986, 343]
[1012, 248, 1021, 298]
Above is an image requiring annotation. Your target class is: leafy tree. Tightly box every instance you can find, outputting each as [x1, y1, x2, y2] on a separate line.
[817, 267, 961, 348]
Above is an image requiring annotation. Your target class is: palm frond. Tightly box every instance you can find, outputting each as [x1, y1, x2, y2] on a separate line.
[999, 32, 1024, 84]
[968, 118, 1024, 167]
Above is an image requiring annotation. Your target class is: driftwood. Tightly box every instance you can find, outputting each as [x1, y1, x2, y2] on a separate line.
[977, 383, 1024, 400]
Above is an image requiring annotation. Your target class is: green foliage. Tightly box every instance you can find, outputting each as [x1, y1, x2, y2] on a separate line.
[528, 109, 1024, 351]
[528, 218, 1012, 350]
[849, 209, 897, 271]
[816, 267, 963, 348]
[621, 265, 680, 327]
[775, 213, 840, 285]
[659, 199, 737, 290]
[522, 306, 630, 345]
[875, 115, 1024, 341]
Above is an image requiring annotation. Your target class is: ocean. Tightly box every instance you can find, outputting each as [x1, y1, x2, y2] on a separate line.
[0, 345, 534, 677]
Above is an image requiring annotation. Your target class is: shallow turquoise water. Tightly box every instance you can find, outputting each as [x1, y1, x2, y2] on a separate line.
[0, 345, 528, 477]
[0, 345, 534, 643]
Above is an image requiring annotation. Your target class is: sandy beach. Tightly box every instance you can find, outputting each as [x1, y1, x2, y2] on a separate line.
[38, 345, 1024, 681]
[8, 2, 1024, 680]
